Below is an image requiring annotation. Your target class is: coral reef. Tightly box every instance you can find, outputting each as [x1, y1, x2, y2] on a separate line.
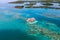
[26, 21, 60, 40]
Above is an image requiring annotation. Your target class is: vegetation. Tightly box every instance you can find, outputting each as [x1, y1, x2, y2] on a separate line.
[18, 0, 60, 2]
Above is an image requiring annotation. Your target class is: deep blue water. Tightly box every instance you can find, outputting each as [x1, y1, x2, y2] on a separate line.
[0, 3, 60, 40]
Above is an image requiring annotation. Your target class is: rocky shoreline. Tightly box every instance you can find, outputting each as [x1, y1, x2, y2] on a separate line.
[9, 1, 60, 9]
[15, 6, 24, 9]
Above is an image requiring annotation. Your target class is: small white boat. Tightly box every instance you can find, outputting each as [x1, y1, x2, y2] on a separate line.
[27, 18, 38, 24]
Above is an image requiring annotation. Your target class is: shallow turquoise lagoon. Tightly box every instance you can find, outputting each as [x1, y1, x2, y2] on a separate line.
[0, 5, 60, 40]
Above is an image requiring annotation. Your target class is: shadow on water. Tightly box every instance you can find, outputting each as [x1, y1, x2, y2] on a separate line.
[0, 29, 37, 40]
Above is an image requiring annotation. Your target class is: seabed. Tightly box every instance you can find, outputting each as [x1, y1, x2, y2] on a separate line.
[26, 20, 60, 40]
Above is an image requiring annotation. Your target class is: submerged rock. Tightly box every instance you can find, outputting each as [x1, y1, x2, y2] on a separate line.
[42, 3, 53, 6]
[15, 6, 24, 9]
[26, 21, 60, 40]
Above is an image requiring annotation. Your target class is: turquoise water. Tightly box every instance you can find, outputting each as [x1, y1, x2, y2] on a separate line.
[0, 3, 60, 40]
